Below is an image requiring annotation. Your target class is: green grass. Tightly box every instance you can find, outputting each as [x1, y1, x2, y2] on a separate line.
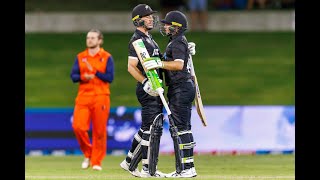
[25, 154, 295, 180]
[25, 32, 295, 107]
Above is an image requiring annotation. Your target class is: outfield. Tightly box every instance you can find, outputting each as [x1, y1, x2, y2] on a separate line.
[25, 32, 295, 107]
[25, 154, 294, 180]
[26, 32, 295, 179]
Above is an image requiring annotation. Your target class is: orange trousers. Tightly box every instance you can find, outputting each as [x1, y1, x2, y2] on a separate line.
[72, 95, 110, 166]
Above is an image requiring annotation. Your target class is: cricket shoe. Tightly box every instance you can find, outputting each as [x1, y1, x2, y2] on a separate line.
[92, 165, 102, 171]
[140, 168, 166, 178]
[165, 168, 196, 178]
[119, 159, 140, 177]
[191, 167, 197, 177]
[81, 157, 90, 169]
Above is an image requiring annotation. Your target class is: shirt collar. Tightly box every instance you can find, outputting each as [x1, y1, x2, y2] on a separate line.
[84, 47, 104, 57]
[135, 29, 152, 39]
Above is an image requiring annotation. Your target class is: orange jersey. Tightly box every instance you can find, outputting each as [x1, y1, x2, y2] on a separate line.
[72, 48, 113, 97]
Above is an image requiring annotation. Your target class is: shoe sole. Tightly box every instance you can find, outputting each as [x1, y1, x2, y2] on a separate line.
[140, 173, 165, 178]
[120, 163, 140, 177]
[81, 164, 90, 169]
[120, 163, 129, 171]
[164, 174, 198, 178]
[130, 171, 141, 177]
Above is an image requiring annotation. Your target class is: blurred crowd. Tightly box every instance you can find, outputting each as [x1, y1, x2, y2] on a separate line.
[158, 0, 295, 31]
[212, 0, 295, 10]
[159, 0, 295, 12]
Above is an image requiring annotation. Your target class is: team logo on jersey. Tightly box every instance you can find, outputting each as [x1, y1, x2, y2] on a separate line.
[82, 58, 87, 62]
[152, 49, 159, 56]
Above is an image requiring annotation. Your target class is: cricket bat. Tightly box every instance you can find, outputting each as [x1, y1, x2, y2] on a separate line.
[131, 38, 171, 118]
[132, 38, 184, 174]
[189, 54, 208, 127]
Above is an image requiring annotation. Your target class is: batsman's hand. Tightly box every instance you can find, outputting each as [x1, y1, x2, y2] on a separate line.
[142, 79, 159, 97]
[188, 42, 196, 55]
[143, 57, 164, 70]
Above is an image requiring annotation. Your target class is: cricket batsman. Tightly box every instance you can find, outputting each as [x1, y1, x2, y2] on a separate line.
[143, 10, 198, 178]
[119, 4, 166, 178]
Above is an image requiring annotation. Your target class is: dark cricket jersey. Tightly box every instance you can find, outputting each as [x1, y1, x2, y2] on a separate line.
[128, 29, 164, 131]
[163, 33, 192, 86]
[128, 29, 163, 79]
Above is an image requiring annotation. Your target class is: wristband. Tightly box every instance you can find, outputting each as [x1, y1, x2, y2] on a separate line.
[142, 78, 148, 85]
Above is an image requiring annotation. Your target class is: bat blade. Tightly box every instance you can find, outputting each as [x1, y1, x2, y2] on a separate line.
[189, 54, 207, 127]
[132, 39, 150, 69]
[193, 75, 207, 127]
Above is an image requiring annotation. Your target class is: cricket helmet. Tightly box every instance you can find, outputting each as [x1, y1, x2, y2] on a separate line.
[132, 4, 157, 27]
[161, 10, 188, 30]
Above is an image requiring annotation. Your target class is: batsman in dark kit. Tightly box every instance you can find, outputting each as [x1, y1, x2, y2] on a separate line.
[119, 4, 166, 178]
[143, 10, 198, 178]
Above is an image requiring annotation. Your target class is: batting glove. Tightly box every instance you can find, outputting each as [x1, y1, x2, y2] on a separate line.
[188, 42, 196, 55]
[142, 78, 159, 97]
[143, 57, 164, 70]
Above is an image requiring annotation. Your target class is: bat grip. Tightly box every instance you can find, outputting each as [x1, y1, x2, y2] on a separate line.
[157, 88, 171, 115]
[189, 54, 196, 76]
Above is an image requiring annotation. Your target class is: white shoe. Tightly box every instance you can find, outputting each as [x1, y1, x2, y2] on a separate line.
[165, 170, 177, 177]
[120, 160, 129, 171]
[81, 158, 90, 169]
[92, 165, 102, 171]
[154, 170, 166, 177]
[140, 168, 166, 178]
[191, 167, 197, 177]
[119, 159, 140, 177]
[129, 169, 141, 177]
[165, 168, 196, 178]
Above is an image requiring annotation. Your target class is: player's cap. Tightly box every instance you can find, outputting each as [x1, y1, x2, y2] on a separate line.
[161, 10, 188, 29]
[132, 4, 157, 21]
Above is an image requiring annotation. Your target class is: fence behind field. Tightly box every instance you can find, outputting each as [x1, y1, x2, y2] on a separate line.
[25, 105, 295, 156]
[25, 10, 295, 33]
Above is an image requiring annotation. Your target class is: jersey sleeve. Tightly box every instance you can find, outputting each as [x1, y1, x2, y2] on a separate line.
[172, 41, 188, 61]
[95, 56, 114, 83]
[70, 57, 81, 83]
[128, 40, 138, 58]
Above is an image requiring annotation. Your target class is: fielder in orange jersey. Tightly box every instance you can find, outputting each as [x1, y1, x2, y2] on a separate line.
[70, 29, 114, 171]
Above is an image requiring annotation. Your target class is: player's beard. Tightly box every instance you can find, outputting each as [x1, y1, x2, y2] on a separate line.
[87, 42, 99, 49]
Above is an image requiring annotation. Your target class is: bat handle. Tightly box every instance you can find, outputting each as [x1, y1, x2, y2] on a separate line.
[189, 54, 196, 76]
[157, 88, 171, 115]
